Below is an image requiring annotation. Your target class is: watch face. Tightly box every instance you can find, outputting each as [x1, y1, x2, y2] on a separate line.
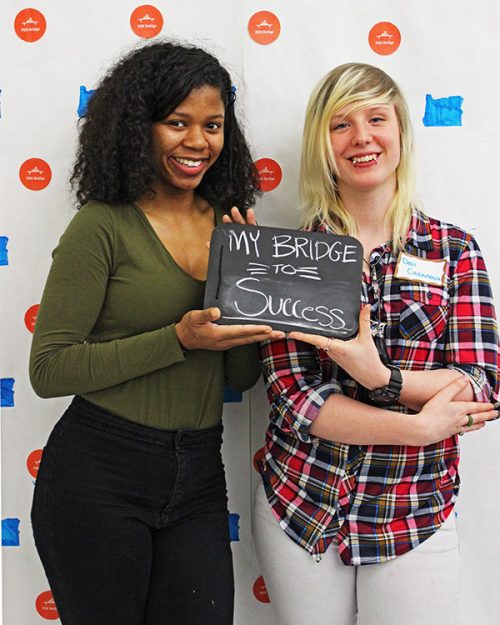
[369, 389, 399, 405]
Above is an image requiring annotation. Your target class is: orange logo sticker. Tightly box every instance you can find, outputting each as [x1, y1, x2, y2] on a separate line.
[35, 591, 59, 620]
[253, 575, 271, 603]
[368, 22, 401, 55]
[27, 449, 43, 479]
[19, 158, 52, 191]
[248, 11, 281, 45]
[255, 158, 282, 192]
[14, 8, 46, 42]
[130, 5, 164, 39]
[253, 446, 266, 473]
[25, 304, 40, 333]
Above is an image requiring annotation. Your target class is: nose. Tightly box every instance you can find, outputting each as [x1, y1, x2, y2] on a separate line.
[351, 123, 372, 146]
[183, 125, 208, 150]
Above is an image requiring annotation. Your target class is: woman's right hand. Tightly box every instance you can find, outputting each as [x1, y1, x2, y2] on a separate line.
[412, 377, 498, 446]
[175, 306, 284, 351]
[289, 305, 388, 390]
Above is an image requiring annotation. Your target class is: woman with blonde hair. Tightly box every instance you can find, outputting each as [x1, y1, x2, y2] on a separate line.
[251, 63, 499, 625]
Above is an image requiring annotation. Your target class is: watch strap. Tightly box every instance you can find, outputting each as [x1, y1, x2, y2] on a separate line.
[367, 365, 402, 405]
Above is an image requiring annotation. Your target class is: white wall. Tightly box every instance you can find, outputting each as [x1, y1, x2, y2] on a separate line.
[2, 1, 499, 623]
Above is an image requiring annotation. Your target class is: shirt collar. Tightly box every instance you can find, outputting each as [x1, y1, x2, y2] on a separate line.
[404, 207, 434, 252]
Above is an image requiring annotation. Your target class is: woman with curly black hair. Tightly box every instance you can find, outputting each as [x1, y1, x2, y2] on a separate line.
[29, 41, 282, 625]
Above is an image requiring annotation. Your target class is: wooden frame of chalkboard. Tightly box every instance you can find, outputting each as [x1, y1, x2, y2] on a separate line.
[204, 224, 363, 338]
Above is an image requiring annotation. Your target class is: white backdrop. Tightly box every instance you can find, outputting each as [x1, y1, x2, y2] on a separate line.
[1, 1, 500, 623]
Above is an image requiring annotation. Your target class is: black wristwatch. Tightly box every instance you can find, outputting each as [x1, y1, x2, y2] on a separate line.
[367, 365, 403, 406]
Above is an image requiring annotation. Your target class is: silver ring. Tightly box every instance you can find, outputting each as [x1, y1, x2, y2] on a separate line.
[324, 337, 332, 352]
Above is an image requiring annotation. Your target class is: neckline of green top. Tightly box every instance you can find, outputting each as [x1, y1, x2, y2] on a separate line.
[130, 201, 222, 285]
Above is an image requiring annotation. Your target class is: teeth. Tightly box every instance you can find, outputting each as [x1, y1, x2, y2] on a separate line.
[351, 154, 378, 164]
[175, 157, 203, 167]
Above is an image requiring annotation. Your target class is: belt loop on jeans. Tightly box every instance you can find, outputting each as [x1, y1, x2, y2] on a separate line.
[174, 431, 184, 449]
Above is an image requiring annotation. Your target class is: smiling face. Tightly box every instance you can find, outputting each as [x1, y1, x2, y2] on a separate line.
[329, 102, 401, 198]
[150, 85, 225, 197]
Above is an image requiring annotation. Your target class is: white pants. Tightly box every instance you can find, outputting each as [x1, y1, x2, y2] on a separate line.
[252, 484, 460, 625]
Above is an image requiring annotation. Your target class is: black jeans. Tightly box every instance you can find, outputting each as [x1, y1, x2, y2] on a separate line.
[31, 397, 234, 625]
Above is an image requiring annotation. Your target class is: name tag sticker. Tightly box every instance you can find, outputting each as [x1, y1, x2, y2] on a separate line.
[395, 252, 446, 286]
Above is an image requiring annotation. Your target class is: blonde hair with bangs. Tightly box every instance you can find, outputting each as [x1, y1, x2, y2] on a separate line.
[300, 63, 417, 251]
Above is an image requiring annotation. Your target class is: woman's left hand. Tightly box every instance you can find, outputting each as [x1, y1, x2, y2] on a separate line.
[289, 305, 390, 389]
[222, 206, 257, 226]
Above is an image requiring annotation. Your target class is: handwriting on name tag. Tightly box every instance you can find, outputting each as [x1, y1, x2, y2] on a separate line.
[395, 252, 446, 286]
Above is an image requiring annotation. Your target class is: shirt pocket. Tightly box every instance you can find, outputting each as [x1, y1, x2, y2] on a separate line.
[399, 282, 450, 342]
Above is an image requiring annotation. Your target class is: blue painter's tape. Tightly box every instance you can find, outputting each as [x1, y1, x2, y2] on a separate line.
[77, 85, 95, 118]
[2, 518, 20, 547]
[223, 385, 242, 403]
[423, 94, 463, 127]
[228, 513, 240, 541]
[0, 378, 15, 407]
[0, 236, 8, 265]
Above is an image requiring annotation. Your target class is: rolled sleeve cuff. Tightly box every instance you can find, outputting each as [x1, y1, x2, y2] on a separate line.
[446, 364, 493, 402]
[274, 382, 342, 444]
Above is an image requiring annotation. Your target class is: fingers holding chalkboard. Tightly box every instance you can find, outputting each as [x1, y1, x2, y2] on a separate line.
[289, 306, 391, 390]
[222, 206, 257, 226]
[208, 209, 256, 252]
[288, 330, 335, 352]
[175, 307, 285, 351]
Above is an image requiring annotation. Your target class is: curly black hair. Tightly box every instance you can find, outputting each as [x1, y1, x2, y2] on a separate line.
[71, 41, 261, 213]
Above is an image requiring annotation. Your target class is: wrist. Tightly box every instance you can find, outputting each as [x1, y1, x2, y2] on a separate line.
[404, 413, 430, 447]
[366, 365, 392, 391]
[175, 323, 189, 353]
[367, 365, 403, 406]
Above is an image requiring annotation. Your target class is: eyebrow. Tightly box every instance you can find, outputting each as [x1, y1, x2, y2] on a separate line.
[168, 111, 225, 120]
[330, 105, 390, 122]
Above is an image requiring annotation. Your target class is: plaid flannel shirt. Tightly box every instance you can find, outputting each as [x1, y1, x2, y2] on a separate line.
[258, 208, 499, 565]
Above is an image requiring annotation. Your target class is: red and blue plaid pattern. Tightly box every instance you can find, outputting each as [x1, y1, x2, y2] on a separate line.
[258, 209, 499, 565]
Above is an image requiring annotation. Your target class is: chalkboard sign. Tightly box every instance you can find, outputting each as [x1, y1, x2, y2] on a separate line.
[204, 224, 363, 338]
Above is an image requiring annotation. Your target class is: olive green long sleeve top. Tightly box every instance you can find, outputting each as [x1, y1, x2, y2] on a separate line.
[29, 201, 261, 429]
